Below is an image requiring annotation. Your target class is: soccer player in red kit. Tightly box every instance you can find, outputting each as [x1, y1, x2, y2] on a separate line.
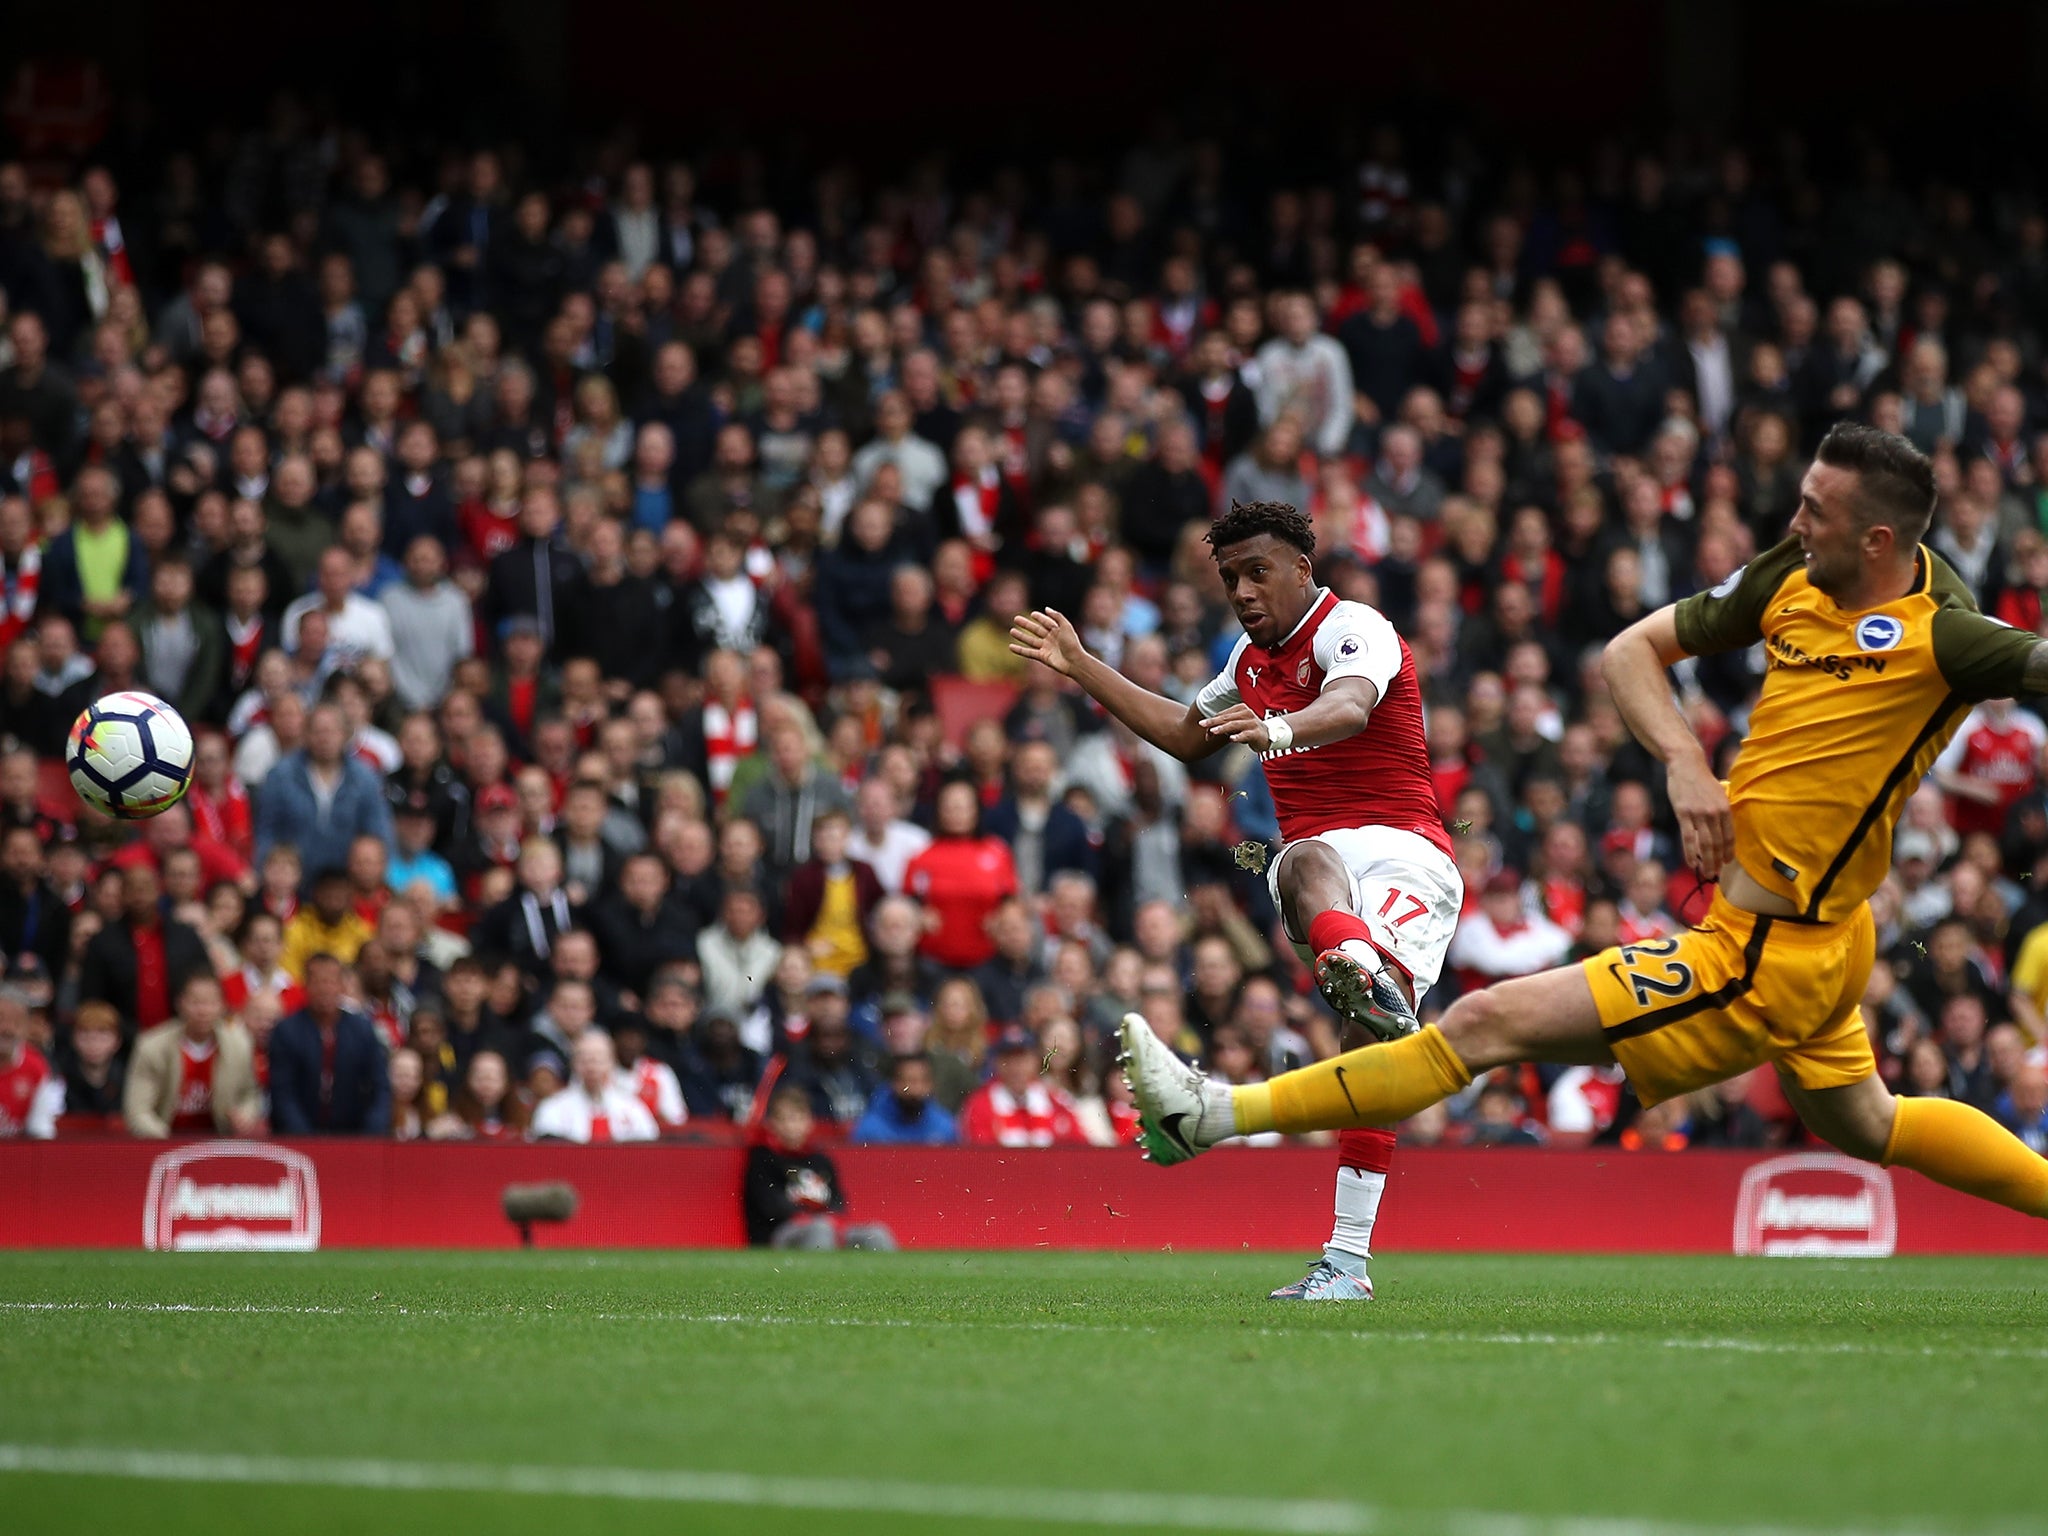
[1010, 500, 1461, 1300]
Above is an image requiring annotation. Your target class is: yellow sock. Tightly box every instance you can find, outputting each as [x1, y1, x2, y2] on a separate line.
[1233, 1025, 1472, 1136]
[1883, 1095, 2048, 1217]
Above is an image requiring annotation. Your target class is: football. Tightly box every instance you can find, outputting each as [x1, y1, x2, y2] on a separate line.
[66, 691, 197, 820]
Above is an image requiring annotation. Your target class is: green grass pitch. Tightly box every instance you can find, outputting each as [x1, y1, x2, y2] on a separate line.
[1, 1250, 2045, 1535]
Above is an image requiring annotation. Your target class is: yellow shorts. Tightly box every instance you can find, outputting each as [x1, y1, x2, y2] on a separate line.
[1582, 892, 1876, 1107]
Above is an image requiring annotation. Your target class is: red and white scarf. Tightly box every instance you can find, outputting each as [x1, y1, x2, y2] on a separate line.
[951, 468, 1000, 540]
[703, 697, 758, 802]
[226, 614, 265, 689]
[0, 545, 39, 650]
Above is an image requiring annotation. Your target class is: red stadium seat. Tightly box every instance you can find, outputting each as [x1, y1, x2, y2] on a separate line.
[930, 676, 1018, 750]
[37, 758, 78, 827]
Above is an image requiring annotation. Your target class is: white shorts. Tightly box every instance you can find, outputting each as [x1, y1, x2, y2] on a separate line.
[1267, 824, 1464, 1000]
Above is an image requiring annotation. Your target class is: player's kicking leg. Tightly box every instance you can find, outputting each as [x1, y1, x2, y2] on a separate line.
[1262, 834, 1461, 1300]
[1122, 959, 1611, 1162]
[1274, 841, 1422, 1042]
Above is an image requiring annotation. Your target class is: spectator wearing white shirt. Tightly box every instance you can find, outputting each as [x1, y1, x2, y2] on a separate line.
[1447, 869, 1573, 985]
[697, 887, 783, 1020]
[284, 546, 396, 670]
[846, 777, 930, 894]
[529, 1032, 659, 1143]
[850, 391, 947, 510]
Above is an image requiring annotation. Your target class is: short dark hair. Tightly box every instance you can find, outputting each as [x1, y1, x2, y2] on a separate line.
[1206, 500, 1315, 560]
[1815, 422, 1937, 545]
[889, 1050, 931, 1077]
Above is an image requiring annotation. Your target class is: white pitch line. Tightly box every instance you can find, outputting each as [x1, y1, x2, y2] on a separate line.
[0, 1442, 1991, 1536]
[5, 1299, 2046, 1363]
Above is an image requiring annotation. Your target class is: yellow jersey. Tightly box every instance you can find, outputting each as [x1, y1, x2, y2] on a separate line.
[1673, 537, 2036, 924]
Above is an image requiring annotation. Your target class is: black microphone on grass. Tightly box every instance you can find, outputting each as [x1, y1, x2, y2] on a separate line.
[502, 1183, 579, 1247]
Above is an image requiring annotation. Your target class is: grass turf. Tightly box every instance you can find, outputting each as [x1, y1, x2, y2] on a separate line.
[1, 1250, 2045, 1535]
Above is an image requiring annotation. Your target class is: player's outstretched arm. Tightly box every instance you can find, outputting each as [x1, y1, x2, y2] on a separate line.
[1602, 607, 1732, 877]
[1202, 676, 1377, 753]
[1009, 608, 1220, 761]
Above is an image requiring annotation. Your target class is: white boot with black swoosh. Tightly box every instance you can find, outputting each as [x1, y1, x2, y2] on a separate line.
[1116, 1012, 1236, 1166]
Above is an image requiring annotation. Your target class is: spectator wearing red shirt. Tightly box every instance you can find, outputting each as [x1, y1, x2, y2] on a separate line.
[904, 780, 1019, 972]
[186, 731, 254, 863]
[1935, 699, 2046, 841]
[123, 971, 263, 1138]
[959, 1028, 1088, 1147]
[0, 989, 60, 1138]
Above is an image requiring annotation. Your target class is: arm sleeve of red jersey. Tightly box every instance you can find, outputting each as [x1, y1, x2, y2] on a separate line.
[1194, 636, 1249, 718]
[1314, 602, 1402, 696]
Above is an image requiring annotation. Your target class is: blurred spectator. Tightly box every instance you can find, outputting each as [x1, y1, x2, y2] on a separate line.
[76, 863, 209, 1031]
[0, 820, 71, 979]
[54, 998, 125, 1117]
[1446, 870, 1572, 987]
[959, 1027, 1087, 1146]
[905, 780, 1018, 971]
[476, 837, 579, 981]
[380, 537, 473, 711]
[281, 867, 373, 978]
[0, 988, 60, 1138]
[744, 1083, 895, 1249]
[984, 740, 1096, 897]
[846, 777, 930, 895]
[529, 1030, 657, 1143]
[852, 1051, 959, 1145]
[268, 952, 390, 1134]
[256, 703, 395, 875]
[1996, 1063, 2048, 1153]
[1464, 1080, 1544, 1146]
[697, 886, 781, 1020]
[451, 1048, 527, 1139]
[740, 722, 853, 875]
[123, 971, 261, 1137]
[782, 808, 881, 978]
[786, 1005, 882, 1127]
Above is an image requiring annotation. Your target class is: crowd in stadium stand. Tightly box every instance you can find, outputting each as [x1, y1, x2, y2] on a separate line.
[3, 106, 2048, 1160]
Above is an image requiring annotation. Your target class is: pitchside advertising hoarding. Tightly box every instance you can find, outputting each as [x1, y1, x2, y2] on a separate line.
[141, 1142, 322, 1252]
[6, 1144, 2048, 1253]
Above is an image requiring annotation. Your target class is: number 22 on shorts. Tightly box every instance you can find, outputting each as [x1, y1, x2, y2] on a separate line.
[1611, 937, 1696, 1008]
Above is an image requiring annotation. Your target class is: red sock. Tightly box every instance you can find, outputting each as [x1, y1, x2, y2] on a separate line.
[1337, 1127, 1396, 1175]
[1308, 909, 1375, 956]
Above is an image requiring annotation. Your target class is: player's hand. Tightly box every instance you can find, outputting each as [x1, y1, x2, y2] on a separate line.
[1667, 750, 1734, 877]
[1204, 703, 1271, 751]
[1008, 608, 1086, 677]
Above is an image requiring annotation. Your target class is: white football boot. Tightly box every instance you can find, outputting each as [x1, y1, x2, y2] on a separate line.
[1116, 1012, 1236, 1166]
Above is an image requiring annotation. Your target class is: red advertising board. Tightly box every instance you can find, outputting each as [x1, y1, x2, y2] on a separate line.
[4, 1142, 2047, 1253]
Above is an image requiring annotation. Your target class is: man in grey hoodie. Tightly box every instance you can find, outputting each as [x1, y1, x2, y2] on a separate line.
[378, 535, 474, 711]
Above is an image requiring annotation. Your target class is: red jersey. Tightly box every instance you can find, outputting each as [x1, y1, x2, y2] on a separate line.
[1935, 706, 2046, 839]
[172, 1038, 217, 1133]
[0, 1043, 59, 1138]
[905, 836, 1018, 970]
[958, 1080, 1086, 1147]
[1199, 589, 1449, 854]
[629, 1056, 688, 1129]
[220, 965, 304, 1019]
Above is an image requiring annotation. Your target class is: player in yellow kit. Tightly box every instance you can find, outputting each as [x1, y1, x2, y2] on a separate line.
[1121, 423, 2048, 1223]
